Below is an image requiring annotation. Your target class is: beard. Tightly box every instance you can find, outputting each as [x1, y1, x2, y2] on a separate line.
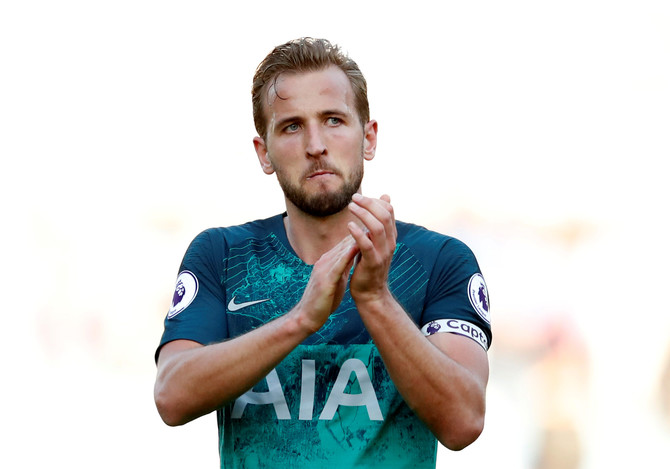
[273, 157, 364, 218]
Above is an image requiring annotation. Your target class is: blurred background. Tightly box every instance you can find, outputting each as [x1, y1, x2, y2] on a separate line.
[2, 1, 669, 467]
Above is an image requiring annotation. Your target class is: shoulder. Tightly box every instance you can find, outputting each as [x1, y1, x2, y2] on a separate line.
[396, 220, 476, 262]
[191, 214, 284, 246]
[181, 214, 284, 262]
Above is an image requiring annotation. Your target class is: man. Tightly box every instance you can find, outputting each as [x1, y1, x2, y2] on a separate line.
[155, 37, 491, 468]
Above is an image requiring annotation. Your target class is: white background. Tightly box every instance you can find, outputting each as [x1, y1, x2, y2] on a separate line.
[2, 1, 669, 467]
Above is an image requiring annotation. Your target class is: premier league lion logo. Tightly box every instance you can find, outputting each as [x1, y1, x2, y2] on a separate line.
[426, 321, 442, 335]
[172, 280, 186, 309]
[167, 271, 199, 319]
[467, 273, 490, 324]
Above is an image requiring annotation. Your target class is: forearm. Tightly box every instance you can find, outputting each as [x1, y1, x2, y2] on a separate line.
[357, 290, 488, 450]
[156, 235, 358, 426]
[155, 308, 313, 426]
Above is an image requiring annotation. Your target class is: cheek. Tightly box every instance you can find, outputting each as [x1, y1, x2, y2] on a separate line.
[267, 141, 297, 167]
[273, 135, 303, 155]
[340, 134, 366, 160]
[329, 129, 363, 151]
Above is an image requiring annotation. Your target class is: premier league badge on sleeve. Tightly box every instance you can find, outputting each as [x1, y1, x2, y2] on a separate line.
[167, 270, 199, 319]
[467, 273, 490, 324]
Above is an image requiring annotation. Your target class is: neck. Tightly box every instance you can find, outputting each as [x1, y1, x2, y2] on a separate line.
[283, 203, 359, 265]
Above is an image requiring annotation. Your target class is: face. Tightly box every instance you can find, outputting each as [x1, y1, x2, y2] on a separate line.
[254, 66, 377, 217]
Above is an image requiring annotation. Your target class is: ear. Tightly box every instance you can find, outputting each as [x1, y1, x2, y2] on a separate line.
[253, 136, 275, 175]
[363, 120, 378, 161]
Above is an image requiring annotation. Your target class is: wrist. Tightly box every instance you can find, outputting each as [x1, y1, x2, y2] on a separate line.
[351, 286, 395, 316]
[287, 302, 322, 337]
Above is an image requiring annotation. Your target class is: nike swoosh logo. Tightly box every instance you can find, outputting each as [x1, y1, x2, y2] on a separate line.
[227, 296, 271, 312]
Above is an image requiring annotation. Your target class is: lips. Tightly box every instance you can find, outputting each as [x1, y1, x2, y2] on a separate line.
[307, 170, 334, 179]
[306, 167, 338, 179]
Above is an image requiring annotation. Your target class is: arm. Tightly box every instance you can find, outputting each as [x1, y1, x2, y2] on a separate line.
[347, 194, 489, 450]
[154, 235, 359, 426]
[155, 315, 308, 427]
[354, 294, 488, 450]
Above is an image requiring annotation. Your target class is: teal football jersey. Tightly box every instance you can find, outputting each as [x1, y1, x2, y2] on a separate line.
[157, 214, 491, 468]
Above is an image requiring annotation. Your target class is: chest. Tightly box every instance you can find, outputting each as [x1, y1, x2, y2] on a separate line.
[221, 236, 428, 344]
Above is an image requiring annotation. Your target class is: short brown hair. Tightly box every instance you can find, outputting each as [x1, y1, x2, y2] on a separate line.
[252, 37, 369, 140]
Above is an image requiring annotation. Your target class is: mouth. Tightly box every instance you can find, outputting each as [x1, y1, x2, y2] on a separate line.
[306, 170, 336, 180]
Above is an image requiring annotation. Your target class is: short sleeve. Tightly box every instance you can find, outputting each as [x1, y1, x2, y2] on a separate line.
[155, 229, 228, 362]
[421, 238, 492, 351]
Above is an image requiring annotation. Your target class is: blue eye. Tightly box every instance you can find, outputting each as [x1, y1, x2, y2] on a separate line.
[285, 123, 300, 133]
[327, 117, 341, 125]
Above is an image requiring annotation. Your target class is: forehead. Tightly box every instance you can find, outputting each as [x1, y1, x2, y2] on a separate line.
[265, 66, 355, 117]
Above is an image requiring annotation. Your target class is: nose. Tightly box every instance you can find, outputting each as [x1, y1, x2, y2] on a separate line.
[305, 124, 327, 157]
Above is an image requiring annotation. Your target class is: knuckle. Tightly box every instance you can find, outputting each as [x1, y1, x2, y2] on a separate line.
[370, 225, 384, 237]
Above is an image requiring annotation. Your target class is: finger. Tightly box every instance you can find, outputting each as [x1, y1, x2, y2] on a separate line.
[320, 235, 359, 279]
[348, 194, 395, 244]
[348, 221, 385, 273]
[380, 194, 397, 238]
[347, 204, 377, 243]
[347, 221, 373, 251]
[377, 195, 396, 238]
[350, 194, 394, 224]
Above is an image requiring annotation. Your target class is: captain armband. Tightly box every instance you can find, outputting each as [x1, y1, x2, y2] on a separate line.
[421, 319, 489, 351]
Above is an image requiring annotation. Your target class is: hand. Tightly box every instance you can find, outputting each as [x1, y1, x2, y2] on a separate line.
[294, 235, 359, 333]
[347, 193, 397, 305]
